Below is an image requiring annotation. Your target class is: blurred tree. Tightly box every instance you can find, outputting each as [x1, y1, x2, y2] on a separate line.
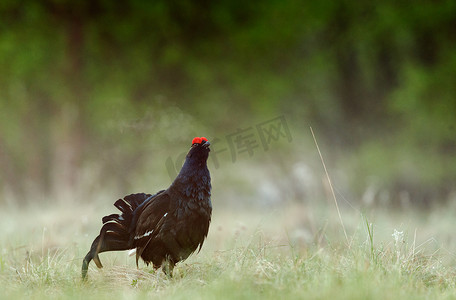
[0, 0, 455, 205]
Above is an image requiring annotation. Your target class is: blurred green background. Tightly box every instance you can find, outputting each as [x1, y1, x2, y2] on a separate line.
[0, 0, 455, 208]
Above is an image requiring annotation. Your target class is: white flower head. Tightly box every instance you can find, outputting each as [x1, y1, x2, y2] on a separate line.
[392, 229, 404, 244]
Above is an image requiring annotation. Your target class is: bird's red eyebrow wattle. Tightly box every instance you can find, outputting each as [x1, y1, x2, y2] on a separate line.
[192, 137, 202, 145]
[201, 137, 208, 142]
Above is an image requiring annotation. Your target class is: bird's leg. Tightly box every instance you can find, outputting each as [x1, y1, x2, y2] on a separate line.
[162, 256, 175, 278]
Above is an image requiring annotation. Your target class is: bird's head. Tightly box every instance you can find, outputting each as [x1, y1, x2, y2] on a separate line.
[186, 137, 211, 162]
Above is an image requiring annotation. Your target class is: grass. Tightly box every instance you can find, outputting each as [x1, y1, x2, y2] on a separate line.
[1, 200, 456, 299]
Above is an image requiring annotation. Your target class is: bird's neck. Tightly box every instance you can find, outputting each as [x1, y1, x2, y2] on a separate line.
[169, 158, 211, 198]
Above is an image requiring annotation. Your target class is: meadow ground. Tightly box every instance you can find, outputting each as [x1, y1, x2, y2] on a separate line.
[1, 198, 456, 300]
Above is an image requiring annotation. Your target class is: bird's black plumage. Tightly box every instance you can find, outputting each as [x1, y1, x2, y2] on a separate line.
[82, 137, 211, 279]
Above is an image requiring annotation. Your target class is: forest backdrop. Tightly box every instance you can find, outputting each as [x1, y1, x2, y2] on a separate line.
[0, 0, 455, 207]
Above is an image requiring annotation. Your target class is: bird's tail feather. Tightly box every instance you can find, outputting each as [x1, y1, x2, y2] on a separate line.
[82, 193, 152, 279]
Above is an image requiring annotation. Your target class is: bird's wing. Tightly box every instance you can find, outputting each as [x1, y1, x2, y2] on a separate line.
[133, 192, 171, 245]
[127, 190, 165, 234]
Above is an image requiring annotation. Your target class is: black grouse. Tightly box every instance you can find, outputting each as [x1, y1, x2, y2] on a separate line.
[82, 137, 212, 278]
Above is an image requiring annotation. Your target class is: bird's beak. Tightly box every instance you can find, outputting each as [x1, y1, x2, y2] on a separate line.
[203, 141, 211, 148]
